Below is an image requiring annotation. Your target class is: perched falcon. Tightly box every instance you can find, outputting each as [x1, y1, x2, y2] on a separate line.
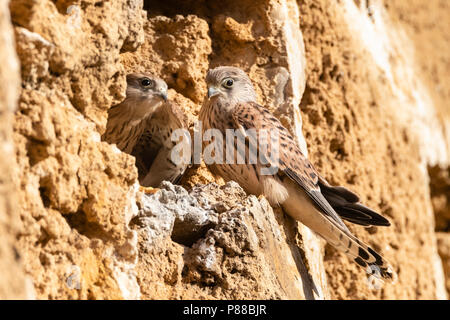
[103, 72, 188, 187]
[199, 66, 394, 280]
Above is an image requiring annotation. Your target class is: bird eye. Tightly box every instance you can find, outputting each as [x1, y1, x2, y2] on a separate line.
[141, 78, 154, 87]
[222, 78, 234, 88]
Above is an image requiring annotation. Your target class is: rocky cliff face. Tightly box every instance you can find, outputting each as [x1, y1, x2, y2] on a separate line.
[0, 0, 449, 299]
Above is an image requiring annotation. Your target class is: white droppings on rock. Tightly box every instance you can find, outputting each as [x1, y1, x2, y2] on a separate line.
[15, 27, 54, 48]
[111, 259, 141, 300]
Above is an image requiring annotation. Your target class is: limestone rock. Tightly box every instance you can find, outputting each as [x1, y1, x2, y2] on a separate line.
[133, 182, 313, 299]
[437, 233, 450, 295]
[0, 0, 448, 300]
[0, 0, 31, 299]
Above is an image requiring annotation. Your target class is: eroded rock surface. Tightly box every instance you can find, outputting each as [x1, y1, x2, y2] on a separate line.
[0, 0, 448, 299]
[0, 0, 30, 299]
[133, 182, 316, 299]
[9, 0, 146, 299]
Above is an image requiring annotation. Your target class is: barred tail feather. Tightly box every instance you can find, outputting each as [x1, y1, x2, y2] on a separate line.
[324, 220, 395, 280]
[282, 178, 395, 281]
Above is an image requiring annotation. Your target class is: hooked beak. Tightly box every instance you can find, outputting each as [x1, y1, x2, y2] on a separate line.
[159, 91, 168, 102]
[207, 86, 220, 99]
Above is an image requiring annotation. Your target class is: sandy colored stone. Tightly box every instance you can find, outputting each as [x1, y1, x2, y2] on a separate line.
[133, 182, 316, 299]
[385, 0, 450, 122]
[121, 14, 212, 103]
[0, 0, 30, 300]
[9, 0, 146, 299]
[0, 0, 448, 300]
[10, 0, 146, 132]
[298, 0, 446, 299]
[436, 233, 450, 295]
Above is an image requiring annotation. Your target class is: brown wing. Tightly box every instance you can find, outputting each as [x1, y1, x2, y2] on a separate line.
[132, 101, 188, 183]
[232, 102, 388, 229]
[165, 101, 188, 129]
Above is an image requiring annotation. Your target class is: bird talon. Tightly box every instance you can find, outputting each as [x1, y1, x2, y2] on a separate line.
[139, 186, 160, 195]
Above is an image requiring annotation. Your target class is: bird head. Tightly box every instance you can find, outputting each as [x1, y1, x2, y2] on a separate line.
[205, 66, 257, 106]
[126, 72, 168, 103]
[121, 73, 169, 120]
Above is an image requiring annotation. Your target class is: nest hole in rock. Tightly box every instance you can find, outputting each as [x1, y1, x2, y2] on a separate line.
[170, 220, 214, 247]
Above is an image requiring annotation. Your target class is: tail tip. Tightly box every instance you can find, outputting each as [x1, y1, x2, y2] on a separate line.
[366, 264, 397, 283]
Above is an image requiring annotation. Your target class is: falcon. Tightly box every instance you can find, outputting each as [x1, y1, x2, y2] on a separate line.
[199, 66, 394, 280]
[103, 72, 188, 187]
